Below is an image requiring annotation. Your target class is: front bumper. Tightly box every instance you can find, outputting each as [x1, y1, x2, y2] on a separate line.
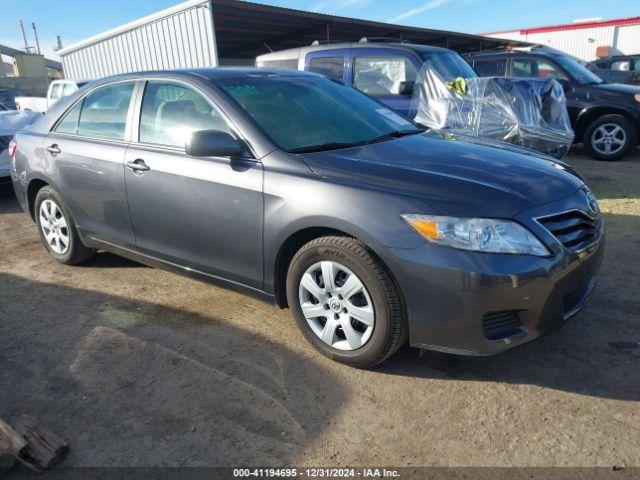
[378, 190, 605, 356]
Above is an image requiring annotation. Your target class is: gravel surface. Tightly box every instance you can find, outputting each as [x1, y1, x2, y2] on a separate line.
[1, 151, 639, 469]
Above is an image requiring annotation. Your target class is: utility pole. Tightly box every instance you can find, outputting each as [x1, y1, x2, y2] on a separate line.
[53, 36, 63, 52]
[32, 23, 41, 54]
[19, 20, 31, 53]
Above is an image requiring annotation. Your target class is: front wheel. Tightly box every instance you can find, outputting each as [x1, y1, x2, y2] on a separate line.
[35, 186, 95, 265]
[286, 236, 407, 368]
[583, 114, 636, 161]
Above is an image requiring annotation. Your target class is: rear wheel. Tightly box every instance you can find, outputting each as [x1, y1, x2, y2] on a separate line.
[286, 236, 407, 368]
[35, 186, 95, 265]
[583, 114, 636, 161]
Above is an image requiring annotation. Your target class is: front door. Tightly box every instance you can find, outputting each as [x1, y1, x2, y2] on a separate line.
[123, 80, 264, 288]
[46, 81, 137, 247]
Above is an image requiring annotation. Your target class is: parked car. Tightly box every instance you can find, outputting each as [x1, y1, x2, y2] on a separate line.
[10, 69, 604, 367]
[256, 38, 477, 118]
[587, 55, 640, 86]
[0, 88, 22, 110]
[0, 108, 42, 184]
[16, 79, 89, 113]
[464, 47, 640, 161]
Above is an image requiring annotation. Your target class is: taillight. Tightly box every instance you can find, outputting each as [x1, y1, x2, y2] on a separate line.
[8, 139, 17, 160]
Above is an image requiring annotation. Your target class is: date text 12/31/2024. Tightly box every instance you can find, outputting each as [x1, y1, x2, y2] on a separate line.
[233, 468, 401, 478]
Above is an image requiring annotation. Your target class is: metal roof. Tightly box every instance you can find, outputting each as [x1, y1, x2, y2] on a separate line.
[59, 0, 530, 62]
[211, 0, 530, 58]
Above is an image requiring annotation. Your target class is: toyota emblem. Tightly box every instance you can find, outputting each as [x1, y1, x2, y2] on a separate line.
[586, 190, 599, 215]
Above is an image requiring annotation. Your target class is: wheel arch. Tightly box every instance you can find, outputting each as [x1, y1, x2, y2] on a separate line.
[26, 177, 50, 221]
[272, 226, 405, 311]
[575, 107, 639, 143]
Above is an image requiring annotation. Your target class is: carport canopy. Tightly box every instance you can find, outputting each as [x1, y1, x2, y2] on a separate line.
[212, 0, 530, 61]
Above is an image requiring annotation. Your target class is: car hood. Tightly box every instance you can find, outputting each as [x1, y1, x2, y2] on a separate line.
[299, 133, 584, 218]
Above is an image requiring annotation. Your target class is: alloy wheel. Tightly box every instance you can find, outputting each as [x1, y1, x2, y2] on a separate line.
[298, 261, 375, 351]
[39, 199, 70, 255]
[591, 123, 627, 156]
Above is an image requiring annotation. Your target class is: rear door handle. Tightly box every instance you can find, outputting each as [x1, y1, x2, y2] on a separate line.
[46, 144, 61, 155]
[125, 159, 150, 172]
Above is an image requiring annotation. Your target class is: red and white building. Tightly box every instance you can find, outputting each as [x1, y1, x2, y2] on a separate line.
[483, 16, 640, 62]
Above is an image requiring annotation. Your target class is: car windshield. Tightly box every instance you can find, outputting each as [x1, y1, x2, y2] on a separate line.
[217, 75, 423, 152]
[552, 54, 603, 85]
[422, 51, 477, 81]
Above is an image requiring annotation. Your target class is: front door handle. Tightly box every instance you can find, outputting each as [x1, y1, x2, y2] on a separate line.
[46, 144, 61, 155]
[125, 159, 150, 172]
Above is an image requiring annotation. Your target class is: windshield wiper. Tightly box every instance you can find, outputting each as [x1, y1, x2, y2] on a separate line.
[365, 129, 424, 145]
[290, 141, 365, 154]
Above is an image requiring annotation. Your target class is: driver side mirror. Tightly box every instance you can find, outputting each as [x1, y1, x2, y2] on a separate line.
[399, 81, 415, 96]
[186, 130, 244, 158]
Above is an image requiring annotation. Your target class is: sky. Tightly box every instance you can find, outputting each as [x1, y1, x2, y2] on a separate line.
[1, 0, 638, 61]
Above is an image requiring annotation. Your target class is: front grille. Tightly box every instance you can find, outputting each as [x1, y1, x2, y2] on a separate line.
[483, 311, 522, 341]
[537, 210, 602, 252]
[0, 135, 11, 154]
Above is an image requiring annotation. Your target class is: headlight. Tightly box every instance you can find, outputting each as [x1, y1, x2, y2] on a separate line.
[402, 214, 549, 256]
[635, 93, 640, 103]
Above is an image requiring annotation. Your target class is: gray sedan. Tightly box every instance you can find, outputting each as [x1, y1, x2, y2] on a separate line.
[10, 69, 604, 367]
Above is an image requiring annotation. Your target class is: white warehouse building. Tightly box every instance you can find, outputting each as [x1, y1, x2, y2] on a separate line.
[484, 16, 640, 62]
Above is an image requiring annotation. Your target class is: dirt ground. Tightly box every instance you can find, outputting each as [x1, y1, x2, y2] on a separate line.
[1, 150, 639, 469]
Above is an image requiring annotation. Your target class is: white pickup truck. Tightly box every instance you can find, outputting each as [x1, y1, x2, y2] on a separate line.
[15, 79, 88, 113]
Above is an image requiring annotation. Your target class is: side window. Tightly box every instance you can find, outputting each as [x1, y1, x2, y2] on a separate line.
[76, 82, 135, 140]
[353, 56, 418, 96]
[308, 57, 345, 83]
[62, 83, 78, 97]
[513, 59, 534, 77]
[473, 58, 507, 76]
[611, 60, 631, 71]
[632, 58, 640, 71]
[139, 81, 232, 148]
[50, 84, 62, 100]
[513, 58, 568, 80]
[54, 101, 83, 135]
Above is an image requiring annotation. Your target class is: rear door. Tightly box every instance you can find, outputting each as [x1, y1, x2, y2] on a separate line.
[123, 79, 264, 288]
[351, 49, 419, 117]
[45, 80, 137, 247]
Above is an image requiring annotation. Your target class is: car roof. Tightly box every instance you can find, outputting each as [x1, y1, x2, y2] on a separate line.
[257, 42, 451, 62]
[465, 48, 555, 58]
[48, 68, 319, 90]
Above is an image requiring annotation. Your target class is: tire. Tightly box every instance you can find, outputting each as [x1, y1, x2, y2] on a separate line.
[286, 236, 407, 368]
[34, 186, 95, 265]
[583, 114, 636, 161]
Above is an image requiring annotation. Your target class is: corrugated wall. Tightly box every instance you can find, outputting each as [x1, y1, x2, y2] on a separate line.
[60, 0, 216, 80]
[486, 24, 640, 61]
[522, 27, 615, 61]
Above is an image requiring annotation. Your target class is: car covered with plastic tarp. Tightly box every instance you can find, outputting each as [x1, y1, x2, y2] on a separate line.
[410, 64, 575, 159]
